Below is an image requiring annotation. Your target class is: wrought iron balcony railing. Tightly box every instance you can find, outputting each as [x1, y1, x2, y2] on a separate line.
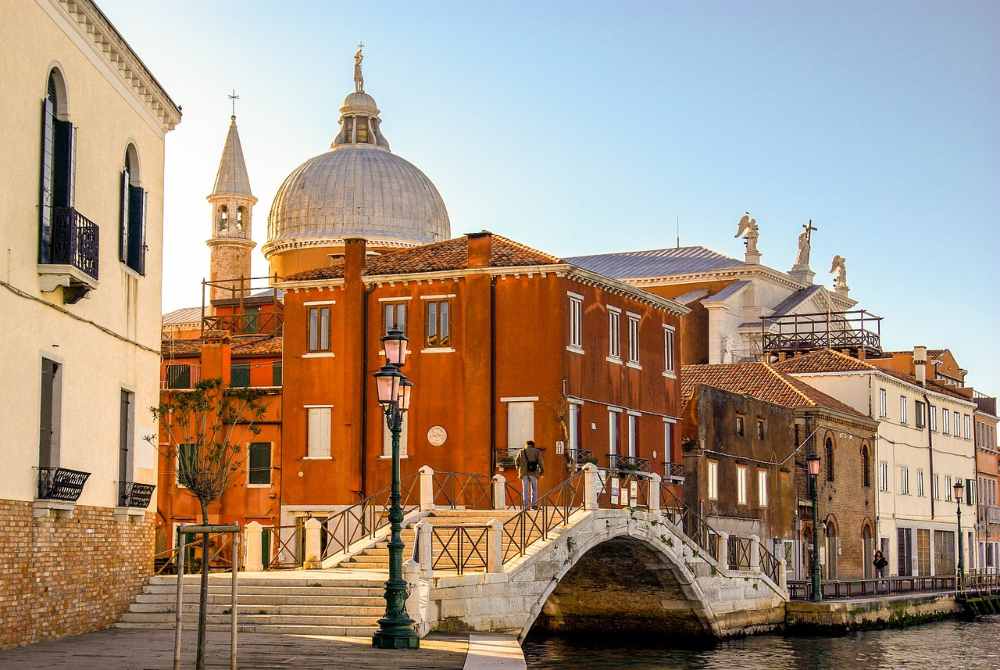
[608, 454, 649, 473]
[663, 462, 686, 480]
[118, 481, 155, 508]
[36, 467, 90, 502]
[49, 207, 99, 280]
[567, 448, 597, 466]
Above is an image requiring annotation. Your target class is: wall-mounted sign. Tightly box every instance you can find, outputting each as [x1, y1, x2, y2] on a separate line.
[427, 425, 447, 447]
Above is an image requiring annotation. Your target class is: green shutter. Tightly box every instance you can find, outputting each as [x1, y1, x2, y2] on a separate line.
[39, 98, 55, 263]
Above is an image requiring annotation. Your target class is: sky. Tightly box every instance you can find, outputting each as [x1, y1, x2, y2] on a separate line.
[99, 1, 999, 389]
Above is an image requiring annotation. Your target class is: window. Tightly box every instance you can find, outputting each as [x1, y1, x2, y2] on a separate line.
[39, 358, 62, 469]
[879, 461, 889, 492]
[757, 470, 768, 507]
[217, 204, 228, 231]
[306, 407, 331, 458]
[248, 442, 271, 485]
[231, 363, 250, 388]
[607, 308, 621, 360]
[569, 403, 581, 454]
[707, 460, 719, 500]
[898, 528, 913, 576]
[120, 144, 147, 274]
[118, 389, 134, 491]
[966, 478, 975, 506]
[166, 364, 192, 389]
[945, 476, 953, 501]
[964, 415, 972, 440]
[425, 300, 451, 347]
[933, 474, 940, 500]
[506, 401, 534, 454]
[272, 361, 282, 387]
[383, 302, 407, 336]
[737, 465, 749, 506]
[608, 410, 620, 457]
[236, 206, 246, 231]
[568, 294, 583, 350]
[627, 414, 638, 458]
[664, 326, 676, 375]
[915, 401, 926, 429]
[917, 469, 925, 497]
[943, 409, 950, 435]
[825, 438, 835, 481]
[736, 415, 745, 437]
[39, 70, 76, 267]
[861, 445, 871, 487]
[307, 306, 330, 352]
[899, 396, 908, 425]
[243, 306, 259, 334]
[626, 314, 640, 365]
[382, 413, 409, 458]
[929, 405, 937, 431]
[756, 419, 765, 440]
[954, 411, 961, 437]
[879, 388, 887, 418]
[663, 420, 673, 466]
[177, 443, 196, 486]
[899, 465, 910, 495]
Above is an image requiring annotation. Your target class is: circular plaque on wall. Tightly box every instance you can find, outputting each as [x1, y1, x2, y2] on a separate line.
[427, 425, 448, 446]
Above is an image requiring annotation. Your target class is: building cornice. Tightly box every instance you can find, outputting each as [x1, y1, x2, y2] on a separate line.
[262, 236, 421, 258]
[47, 0, 182, 132]
[787, 368, 977, 407]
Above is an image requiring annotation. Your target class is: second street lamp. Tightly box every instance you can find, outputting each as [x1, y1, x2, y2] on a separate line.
[806, 451, 822, 602]
[372, 329, 419, 650]
[954, 479, 965, 584]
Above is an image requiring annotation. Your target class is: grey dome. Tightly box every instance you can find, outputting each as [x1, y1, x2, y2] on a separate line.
[265, 144, 451, 252]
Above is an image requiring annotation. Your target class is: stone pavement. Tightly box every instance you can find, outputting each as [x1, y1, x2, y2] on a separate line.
[0, 628, 470, 669]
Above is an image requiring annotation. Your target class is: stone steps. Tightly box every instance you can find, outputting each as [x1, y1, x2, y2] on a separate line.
[119, 612, 380, 627]
[134, 593, 384, 607]
[129, 602, 384, 616]
[114, 622, 377, 636]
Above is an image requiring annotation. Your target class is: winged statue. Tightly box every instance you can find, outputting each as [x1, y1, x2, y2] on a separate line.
[735, 212, 760, 256]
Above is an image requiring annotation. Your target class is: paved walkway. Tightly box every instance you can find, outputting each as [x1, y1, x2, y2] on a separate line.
[0, 629, 470, 669]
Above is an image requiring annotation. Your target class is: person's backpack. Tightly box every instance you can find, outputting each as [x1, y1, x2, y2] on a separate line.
[525, 450, 540, 473]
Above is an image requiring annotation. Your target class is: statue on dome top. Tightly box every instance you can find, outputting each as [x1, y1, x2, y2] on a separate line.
[354, 44, 365, 93]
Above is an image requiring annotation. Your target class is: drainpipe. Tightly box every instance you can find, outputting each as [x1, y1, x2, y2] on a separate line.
[360, 284, 371, 497]
[925, 391, 935, 521]
[489, 277, 497, 473]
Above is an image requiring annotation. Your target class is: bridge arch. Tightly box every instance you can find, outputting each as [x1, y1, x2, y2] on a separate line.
[520, 521, 719, 640]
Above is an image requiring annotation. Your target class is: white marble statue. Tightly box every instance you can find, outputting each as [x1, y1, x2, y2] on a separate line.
[735, 212, 760, 256]
[794, 220, 817, 268]
[830, 254, 848, 291]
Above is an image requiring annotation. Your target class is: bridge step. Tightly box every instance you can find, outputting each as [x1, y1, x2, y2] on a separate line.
[114, 622, 378, 636]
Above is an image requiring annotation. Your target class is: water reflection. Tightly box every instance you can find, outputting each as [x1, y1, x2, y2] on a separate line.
[523, 618, 1000, 669]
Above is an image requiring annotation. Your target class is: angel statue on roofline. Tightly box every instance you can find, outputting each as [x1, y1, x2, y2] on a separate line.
[735, 212, 759, 256]
[830, 255, 848, 291]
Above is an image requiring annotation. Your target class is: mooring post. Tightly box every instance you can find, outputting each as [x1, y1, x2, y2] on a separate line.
[173, 537, 185, 670]
[231, 530, 239, 670]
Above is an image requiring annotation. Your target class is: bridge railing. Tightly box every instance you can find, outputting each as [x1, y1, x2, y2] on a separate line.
[430, 524, 491, 574]
[787, 575, 957, 600]
[501, 469, 586, 564]
[727, 536, 753, 571]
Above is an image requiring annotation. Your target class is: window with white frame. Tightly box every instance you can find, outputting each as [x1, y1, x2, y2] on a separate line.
[307, 305, 331, 352]
[758, 470, 768, 507]
[929, 405, 937, 431]
[945, 475, 953, 501]
[737, 465, 749, 506]
[607, 308, 621, 360]
[954, 411, 961, 437]
[506, 401, 534, 453]
[899, 465, 910, 495]
[248, 442, 271, 485]
[917, 469, 925, 497]
[382, 413, 409, 458]
[933, 474, 940, 500]
[627, 313, 640, 365]
[879, 461, 889, 492]
[306, 406, 332, 458]
[965, 414, 972, 439]
[608, 410, 620, 458]
[916, 401, 926, 429]
[707, 460, 719, 500]
[568, 403, 581, 454]
[627, 413, 638, 458]
[900, 396, 908, 425]
[663, 420, 673, 465]
[568, 294, 583, 351]
[943, 409, 950, 434]
[663, 326, 676, 375]
[879, 388, 887, 417]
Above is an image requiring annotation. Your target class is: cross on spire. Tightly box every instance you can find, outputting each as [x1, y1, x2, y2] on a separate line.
[228, 89, 240, 118]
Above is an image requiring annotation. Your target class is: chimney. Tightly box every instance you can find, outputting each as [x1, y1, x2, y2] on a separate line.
[914, 345, 927, 386]
[344, 238, 367, 282]
[467, 231, 492, 269]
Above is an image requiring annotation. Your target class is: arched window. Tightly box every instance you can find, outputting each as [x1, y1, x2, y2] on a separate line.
[236, 206, 246, 231]
[862, 523, 874, 578]
[218, 205, 229, 231]
[861, 444, 871, 488]
[119, 144, 147, 274]
[39, 68, 75, 264]
[825, 437, 834, 482]
[824, 516, 839, 580]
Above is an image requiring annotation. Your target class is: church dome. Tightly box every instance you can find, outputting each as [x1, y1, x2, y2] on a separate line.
[263, 49, 450, 266]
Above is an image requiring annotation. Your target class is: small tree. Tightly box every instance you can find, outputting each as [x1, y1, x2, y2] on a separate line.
[152, 378, 266, 670]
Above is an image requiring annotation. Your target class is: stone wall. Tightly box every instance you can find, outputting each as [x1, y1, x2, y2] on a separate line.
[0, 500, 154, 649]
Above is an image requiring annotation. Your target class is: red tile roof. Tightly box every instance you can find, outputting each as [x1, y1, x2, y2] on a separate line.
[681, 362, 867, 418]
[284, 233, 561, 282]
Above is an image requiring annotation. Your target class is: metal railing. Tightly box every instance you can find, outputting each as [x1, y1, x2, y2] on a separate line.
[203, 310, 283, 336]
[36, 466, 90, 502]
[787, 575, 958, 601]
[317, 475, 420, 564]
[431, 471, 495, 510]
[161, 363, 202, 390]
[663, 462, 686, 480]
[660, 484, 721, 563]
[759, 542, 781, 583]
[566, 448, 596, 467]
[728, 535, 753, 571]
[430, 525, 489, 574]
[502, 470, 585, 564]
[596, 469, 650, 509]
[118, 481, 155, 508]
[49, 207, 99, 280]
[608, 455, 649, 473]
[155, 531, 241, 575]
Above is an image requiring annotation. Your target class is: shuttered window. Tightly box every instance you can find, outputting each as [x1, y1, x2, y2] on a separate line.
[272, 361, 282, 387]
[506, 401, 534, 453]
[39, 72, 76, 264]
[382, 413, 409, 458]
[307, 407, 331, 458]
[308, 306, 331, 352]
[230, 363, 250, 388]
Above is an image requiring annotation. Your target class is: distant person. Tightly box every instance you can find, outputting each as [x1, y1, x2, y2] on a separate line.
[873, 549, 888, 590]
[516, 440, 544, 509]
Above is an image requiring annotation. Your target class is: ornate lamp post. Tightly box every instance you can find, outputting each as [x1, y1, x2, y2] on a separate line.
[372, 329, 419, 650]
[954, 479, 965, 585]
[807, 451, 822, 602]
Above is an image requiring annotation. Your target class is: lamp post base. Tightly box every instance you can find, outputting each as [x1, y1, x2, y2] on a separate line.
[372, 626, 420, 649]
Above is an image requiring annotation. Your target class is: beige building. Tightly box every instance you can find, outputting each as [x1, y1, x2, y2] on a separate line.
[776, 348, 979, 578]
[0, 0, 179, 648]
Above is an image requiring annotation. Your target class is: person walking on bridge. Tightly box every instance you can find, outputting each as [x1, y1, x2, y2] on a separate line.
[516, 440, 544, 509]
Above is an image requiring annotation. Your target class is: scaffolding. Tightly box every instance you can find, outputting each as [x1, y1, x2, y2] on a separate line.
[761, 309, 882, 359]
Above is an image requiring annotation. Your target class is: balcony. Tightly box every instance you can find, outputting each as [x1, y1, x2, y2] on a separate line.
[761, 309, 882, 359]
[608, 454, 649, 473]
[36, 466, 90, 502]
[118, 481, 155, 508]
[161, 363, 201, 390]
[979, 505, 1000, 525]
[567, 448, 597, 467]
[38, 207, 99, 303]
[663, 462, 686, 482]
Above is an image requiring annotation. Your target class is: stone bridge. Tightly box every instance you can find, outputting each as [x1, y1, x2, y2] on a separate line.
[397, 465, 788, 641]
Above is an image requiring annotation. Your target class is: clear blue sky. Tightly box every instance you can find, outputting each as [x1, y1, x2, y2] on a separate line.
[100, 1, 999, 390]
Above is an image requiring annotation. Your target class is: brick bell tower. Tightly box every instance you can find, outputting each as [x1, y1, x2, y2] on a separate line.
[207, 111, 256, 301]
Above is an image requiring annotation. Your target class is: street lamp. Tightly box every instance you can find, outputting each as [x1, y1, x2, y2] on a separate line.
[954, 479, 965, 585]
[372, 329, 419, 650]
[806, 451, 822, 602]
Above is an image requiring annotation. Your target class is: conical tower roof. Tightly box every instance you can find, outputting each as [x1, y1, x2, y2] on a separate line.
[210, 115, 253, 198]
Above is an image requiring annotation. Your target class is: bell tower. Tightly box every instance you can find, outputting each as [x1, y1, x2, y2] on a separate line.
[207, 106, 255, 301]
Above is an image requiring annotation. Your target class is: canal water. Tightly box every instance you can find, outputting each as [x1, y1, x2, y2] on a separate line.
[523, 617, 1000, 669]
